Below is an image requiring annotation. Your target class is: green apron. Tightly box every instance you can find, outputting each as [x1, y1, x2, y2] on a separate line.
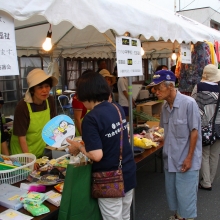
[75, 110, 90, 137]
[0, 118, 1, 154]
[10, 99, 50, 158]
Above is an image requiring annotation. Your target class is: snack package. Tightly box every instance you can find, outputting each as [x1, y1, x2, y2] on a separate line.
[19, 192, 48, 206]
[35, 156, 49, 167]
[24, 203, 50, 216]
[148, 126, 164, 140]
[53, 158, 70, 168]
[54, 182, 64, 193]
[133, 136, 157, 149]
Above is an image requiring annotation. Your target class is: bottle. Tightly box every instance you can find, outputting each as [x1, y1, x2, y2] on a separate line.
[64, 85, 67, 91]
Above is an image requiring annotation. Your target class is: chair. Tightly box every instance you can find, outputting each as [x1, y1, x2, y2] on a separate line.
[69, 93, 75, 103]
[58, 95, 73, 115]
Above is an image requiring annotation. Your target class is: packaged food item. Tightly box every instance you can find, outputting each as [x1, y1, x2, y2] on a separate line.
[19, 192, 48, 206]
[45, 190, 62, 207]
[133, 136, 157, 149]
[24, 203, 50, 216]
[35, 156, 49, 167]
[53, 158, 70, 168]
[54, 182, 64, 193]
[154, 132, 162, 137]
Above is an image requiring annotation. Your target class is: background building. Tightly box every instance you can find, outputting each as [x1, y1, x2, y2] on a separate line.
[178, 7, 220, 30]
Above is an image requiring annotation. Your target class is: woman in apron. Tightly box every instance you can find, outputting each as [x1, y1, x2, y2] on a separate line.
[10, 69, 58, 160]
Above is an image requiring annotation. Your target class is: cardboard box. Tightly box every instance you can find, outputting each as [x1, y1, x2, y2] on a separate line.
[136, 101, 163, 116]
[45, 146, 67, 159]
[146, 121, 160, 128]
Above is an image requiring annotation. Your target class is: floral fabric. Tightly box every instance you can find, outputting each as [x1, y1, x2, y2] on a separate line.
[179, 42, 211, 92]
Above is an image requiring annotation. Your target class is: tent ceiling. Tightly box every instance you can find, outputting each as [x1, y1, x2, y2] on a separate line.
[1, 0, 220, 58]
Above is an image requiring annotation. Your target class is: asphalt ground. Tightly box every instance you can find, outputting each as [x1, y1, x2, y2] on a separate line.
[134, 155, 220, 220]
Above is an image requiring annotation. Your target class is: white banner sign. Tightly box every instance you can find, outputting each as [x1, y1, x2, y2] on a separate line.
[0, 11, 19, 76]
[116, 36, 143, 77]
[180, 43, 191, 64]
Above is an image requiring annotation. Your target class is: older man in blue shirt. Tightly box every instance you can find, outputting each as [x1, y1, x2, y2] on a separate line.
[147, 70, 202, 220]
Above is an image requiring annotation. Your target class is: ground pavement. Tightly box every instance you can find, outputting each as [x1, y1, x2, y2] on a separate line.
[135, 155, 220, 220]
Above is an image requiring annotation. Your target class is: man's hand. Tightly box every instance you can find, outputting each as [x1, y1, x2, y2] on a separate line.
[181, 156, 192, 172]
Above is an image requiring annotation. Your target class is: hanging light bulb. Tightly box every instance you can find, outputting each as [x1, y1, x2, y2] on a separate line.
[171, 50, 177, 60]
[141, 47, 145, 56]
[42, 25, 52, 51]
[141, 43, 145, 56]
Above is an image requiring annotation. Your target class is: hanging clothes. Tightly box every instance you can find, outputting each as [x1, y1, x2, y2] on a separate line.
[178, 42, 211, 93]
[205, 41, 216, 66]
[215, 41, 220, 63]
[175, 53, 181, 79]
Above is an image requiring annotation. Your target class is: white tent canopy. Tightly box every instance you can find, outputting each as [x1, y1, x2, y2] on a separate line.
[1, 0, 220, 58]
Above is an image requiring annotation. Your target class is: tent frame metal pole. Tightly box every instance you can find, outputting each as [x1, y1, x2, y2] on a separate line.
[128, 76, 135, 220]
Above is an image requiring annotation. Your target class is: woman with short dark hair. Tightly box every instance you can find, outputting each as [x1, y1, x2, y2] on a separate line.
[67, 72, 136, 220]
[10, 69, 58, 159]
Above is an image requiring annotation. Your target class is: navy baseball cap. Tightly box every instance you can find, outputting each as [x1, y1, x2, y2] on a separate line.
[0, 91, 4, 105]
[146, 70, 176, 89]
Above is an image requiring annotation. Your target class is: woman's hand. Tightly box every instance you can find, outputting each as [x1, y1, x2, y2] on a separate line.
[34, 162, 39, 170]
[66, 139, 80, 156]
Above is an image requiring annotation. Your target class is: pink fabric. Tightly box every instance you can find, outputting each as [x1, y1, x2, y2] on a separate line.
[215, 41, 220, 62]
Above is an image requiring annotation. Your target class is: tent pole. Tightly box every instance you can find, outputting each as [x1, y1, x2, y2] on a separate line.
[15, 21, 49, 30]
[128, 77, 135, 220]
[54, 26, 75, 46]
[102, 33, 116, 48]
[123, 31, 136, 220]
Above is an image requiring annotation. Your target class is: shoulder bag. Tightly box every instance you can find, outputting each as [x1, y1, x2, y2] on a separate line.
[202, 83, 220, 146]
[214, 83, 220, 139]
[91, 103, 125, 198]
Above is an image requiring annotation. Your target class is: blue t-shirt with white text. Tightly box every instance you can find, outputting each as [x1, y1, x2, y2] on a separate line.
[82, 101, 136, 193]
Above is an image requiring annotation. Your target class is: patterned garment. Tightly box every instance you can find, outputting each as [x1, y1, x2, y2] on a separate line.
[191, 83, 219, 126]
[179, 42, 211, 92]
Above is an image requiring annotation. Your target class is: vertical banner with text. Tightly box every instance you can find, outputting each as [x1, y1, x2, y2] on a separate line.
[0, 11, 19, 76]
[180, 43, 191, 64]
[116, 36, 143, 77]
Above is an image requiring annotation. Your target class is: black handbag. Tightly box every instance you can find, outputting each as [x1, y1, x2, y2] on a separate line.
[202, 83, 220, 146]
[213, 85, 220, 139]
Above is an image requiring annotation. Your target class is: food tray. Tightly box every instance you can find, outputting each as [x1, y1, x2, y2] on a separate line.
[0, 153, 36, 185]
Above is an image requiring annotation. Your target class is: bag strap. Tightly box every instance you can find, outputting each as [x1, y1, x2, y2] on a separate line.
[212, 82, 220, 126]
[111, 103, 123, 168]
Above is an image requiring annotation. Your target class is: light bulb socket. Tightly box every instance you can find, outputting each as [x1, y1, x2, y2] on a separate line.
[47, 31, 52, 38]
[172, 50, 175, 53]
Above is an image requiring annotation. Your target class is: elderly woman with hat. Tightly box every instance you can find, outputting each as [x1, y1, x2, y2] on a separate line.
[10, 69, 58, 159]
[192, 64, 220, 191]
[0, 91, 9, 155]
[99, 69, 116, 102]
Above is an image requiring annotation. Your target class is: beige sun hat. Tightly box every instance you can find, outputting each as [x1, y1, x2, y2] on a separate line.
[24, 68, 58, 103]
[99, 69, 116, 85]
[201, 64, 220, 83]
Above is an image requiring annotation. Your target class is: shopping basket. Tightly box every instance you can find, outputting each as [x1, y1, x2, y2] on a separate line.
[0, 153, 36, 184]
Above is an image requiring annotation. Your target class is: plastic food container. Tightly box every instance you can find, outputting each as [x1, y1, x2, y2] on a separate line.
[0, 153, 36, 184]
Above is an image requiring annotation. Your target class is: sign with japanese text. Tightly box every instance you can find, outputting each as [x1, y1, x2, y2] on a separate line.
[116, 36, 143, 77]
[180, 43, 191, 64]
[0, 11, 19, 76]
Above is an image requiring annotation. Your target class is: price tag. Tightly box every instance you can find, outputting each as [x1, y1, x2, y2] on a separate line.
[6, 211, 18, 218]
[8, 195, 19, 201]
[49, 192, 60, 199]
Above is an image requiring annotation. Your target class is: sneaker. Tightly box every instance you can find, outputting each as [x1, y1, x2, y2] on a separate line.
[169, 215, 177, 220]
[169, 214, 186, 220]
